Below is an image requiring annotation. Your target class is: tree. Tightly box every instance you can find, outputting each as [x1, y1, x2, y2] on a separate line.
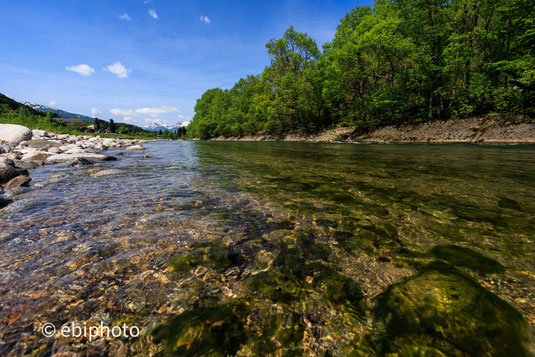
[109, 119, 117, 133]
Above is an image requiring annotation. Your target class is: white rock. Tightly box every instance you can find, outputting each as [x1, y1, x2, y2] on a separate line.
[46, 153, 116, 164]
[126, 145, 145, 151]
[48, 147, 62, 154]
[0, 124, 32, 144]
[32, 129, 47, 137]
[65, 148, 85, 154]
[22, 151, 53, 161]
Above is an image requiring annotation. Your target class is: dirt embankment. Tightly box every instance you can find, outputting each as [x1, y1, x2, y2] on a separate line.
[211, 115, 535, 144]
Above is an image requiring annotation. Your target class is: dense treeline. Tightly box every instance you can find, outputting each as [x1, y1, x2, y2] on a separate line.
[187, 0, 535, 139]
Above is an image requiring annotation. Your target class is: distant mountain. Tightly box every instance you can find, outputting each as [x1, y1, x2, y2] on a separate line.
[23, 102, 94, 122]
[143, 121, 189, 132]
[0, 94, 42, 115]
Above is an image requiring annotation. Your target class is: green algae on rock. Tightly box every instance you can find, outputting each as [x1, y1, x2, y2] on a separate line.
[430, 244, 505, 276]
[372, 261, 532, 356]
[150, 306, 246, 356]
[168, 242, 243, 274]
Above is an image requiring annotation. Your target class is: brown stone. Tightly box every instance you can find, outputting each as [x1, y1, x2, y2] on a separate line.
[4, 175, 31, 190]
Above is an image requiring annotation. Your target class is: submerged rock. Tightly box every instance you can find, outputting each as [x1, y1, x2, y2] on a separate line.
[373, 261, 532, 356]
[0, 196, 12, 209]
[430, 244, 505, 276]
[91, 169, 123, 177]
[150, 306, 246, 356]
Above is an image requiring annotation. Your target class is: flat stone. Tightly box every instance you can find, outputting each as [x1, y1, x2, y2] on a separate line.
[91, 169, 123, 177]
[25, 139, 62, 149]
[22, 151, 53, 162]
[126, 145, 145, 151]
[46, 153, 117, 164]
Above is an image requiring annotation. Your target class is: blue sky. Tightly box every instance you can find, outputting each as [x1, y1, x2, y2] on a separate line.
[1, 0, 370, 128]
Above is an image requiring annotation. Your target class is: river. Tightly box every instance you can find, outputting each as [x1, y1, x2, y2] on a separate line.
[1, 141, 534, 355]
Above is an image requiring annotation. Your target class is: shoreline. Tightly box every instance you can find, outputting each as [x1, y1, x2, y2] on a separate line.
[1, 125, 148, 209]
[209, 114, 535, 144]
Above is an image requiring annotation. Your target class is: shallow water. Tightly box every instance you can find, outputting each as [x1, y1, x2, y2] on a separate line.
[1, 141, 534, 355]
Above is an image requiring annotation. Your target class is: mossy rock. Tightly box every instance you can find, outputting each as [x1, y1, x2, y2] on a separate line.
[373, 261, 532, 356]
[248, 308, 305, 355]
[168, 243, 242, 274]
[430, 245, 505, 276]
[497, 197, 523, 212]
[150, 306, 246, 356]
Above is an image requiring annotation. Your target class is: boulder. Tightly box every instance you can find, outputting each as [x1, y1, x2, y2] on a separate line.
[126, 145, 145, 151]
[0, 165, 20, 184]
[0, 124, 32, 144]
[4, 175, 31, 190]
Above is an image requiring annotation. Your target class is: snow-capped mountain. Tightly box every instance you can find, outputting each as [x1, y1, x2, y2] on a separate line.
[143, 121, 190, 132]
[23, 102, 94, 122]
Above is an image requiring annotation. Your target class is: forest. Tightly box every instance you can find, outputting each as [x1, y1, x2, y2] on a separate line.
[187, 0, 535, 139]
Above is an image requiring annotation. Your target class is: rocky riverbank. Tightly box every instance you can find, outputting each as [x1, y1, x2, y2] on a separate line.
[0, 124, 147, 209]
[211, 114, 535, 143]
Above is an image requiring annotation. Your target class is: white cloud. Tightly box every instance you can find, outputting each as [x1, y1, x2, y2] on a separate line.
[111, 106, 179, 123]
[49, 101, 56, 107]
[200, 15, 211, 24]
[105, 62, 130, 78]
[119, 13, 132, 21]
[110, 108, 136, 119]
[91, 108, 102, 117]
[136, 106, 178, 117]
[66, 64, 95, 76]
[148, 9, 158, 19]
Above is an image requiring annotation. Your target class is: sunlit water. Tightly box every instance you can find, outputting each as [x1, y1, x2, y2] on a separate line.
[1, 141, 534, 355]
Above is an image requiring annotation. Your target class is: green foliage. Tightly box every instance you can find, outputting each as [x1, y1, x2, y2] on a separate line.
[189, 0, 535, 138]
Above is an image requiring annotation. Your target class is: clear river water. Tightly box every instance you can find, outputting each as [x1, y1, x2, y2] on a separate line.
[1, 141, 534, 355]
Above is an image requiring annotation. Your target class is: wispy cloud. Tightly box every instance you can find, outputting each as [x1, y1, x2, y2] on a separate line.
[148, 9, 158, 19]
[7, 66, 28, 73]
[104, 62, 130, 78]
[49, 100, 56, 106]
[91, 108, 102, 117]
[66, 64, 95, 76]
[119, 13, 132, 21]
[200, 15, 211, 24]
